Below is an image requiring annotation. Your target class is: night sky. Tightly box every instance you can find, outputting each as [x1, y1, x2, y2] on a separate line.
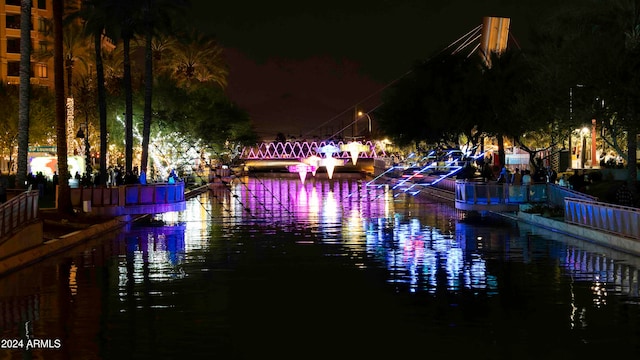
[186, 0, 570, 140]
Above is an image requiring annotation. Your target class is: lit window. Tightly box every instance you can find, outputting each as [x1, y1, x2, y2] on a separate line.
[37, 64, 48, 79]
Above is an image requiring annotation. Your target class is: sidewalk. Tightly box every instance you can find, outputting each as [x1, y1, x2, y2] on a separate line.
[0, 209, 139, 277]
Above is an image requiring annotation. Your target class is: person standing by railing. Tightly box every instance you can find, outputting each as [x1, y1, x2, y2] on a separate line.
[522, 170, 532, 202]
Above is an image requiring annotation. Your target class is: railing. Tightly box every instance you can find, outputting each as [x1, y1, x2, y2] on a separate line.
[70, 182, 185, 209]
[455, 182, 549, 205]
[0, 190, 40, 241]
[124, 182, 185, 205]
[547, 183, 598, 207]
[565, 198, 640, 240]
[429, 177, 456, 192]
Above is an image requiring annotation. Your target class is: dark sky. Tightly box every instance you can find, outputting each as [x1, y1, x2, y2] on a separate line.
[186, 0, 565, 140]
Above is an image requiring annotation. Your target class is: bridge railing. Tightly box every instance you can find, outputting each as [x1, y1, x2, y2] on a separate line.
[565, 198, 640, 240]
[547, 183, 598, 207]
[241, 140, 386, 160]
[0, 190, 39, 241]
[70, 182, 185, 209]
[455, 182, 550, 205]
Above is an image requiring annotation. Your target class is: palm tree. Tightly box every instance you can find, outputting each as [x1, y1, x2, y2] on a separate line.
[160, 29, 228, 89]
[75, 0, 116, 186]
[63, 21, 92, 98]
[140, 0, 188, 177]
[72, 0, 135, 181]
[16, 0, 32, 189]
[54, 0, 73, 213]
[103, 0, 142, 175]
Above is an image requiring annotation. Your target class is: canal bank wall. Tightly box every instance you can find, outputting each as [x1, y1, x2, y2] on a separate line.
[0, 185, 209, 277]
[0, 215, 135, 276]
[414, 187, 640, 256]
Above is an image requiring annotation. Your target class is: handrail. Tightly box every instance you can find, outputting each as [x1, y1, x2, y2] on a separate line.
[455, 182, 549, 205]
[70, 182, 186, 208]
[547, 183, 598, 207]
[565, 198, 640, 240]
[0, 190, 40, 241]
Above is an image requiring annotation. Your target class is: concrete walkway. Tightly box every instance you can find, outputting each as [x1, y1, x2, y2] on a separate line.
[0, 185, 209, 277]
[0, 214, 138, 276]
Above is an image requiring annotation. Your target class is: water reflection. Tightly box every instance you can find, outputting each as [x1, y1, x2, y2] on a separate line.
[0, 176, 639, 358]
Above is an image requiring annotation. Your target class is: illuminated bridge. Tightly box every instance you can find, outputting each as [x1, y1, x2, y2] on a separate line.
[240, 140, 386, 160]
[239, 140, 387, 172]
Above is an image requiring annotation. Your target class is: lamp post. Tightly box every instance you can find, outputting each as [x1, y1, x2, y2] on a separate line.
[580, 127, 589, 169]
[76, 116, 91, 177]
[357, 111, 372, 138]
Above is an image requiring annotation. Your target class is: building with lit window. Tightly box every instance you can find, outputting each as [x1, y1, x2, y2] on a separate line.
[0, 0, 54, 89]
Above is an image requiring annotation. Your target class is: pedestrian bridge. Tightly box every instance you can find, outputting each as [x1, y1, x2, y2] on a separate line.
[240, 140, 386, 160]
[70, 182, 187, 216]
[367, 166, 601, 214]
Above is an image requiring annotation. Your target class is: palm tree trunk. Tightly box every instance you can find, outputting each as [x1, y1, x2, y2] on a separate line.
[16, 0, 32, 189]
[53, 0, 72, 213]
[123, 36, 134, 174]
[141, 0, 154, 175]
[95, 31, 108, 185]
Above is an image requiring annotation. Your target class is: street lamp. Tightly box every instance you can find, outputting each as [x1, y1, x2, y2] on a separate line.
[76, 119, 91, 177]
[580, 126, 589, 169]
[357, 111, 372, 138]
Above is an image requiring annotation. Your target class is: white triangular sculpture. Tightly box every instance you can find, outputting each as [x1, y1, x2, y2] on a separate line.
[347, 141, 360, 165]
[322, 157, 337, 179]
[305, 155, 321, 176]
[297, 165, 308, 184]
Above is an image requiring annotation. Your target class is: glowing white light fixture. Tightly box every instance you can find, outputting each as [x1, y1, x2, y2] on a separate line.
[322, 157, 338, 179]
[304, 155, 321, 176]
[341, 141, 368, 165]
[288, 164, 311, 184]
[317, 144, 340, 156]
[316, 144, 342, 179]
[297, 165, 308, 184]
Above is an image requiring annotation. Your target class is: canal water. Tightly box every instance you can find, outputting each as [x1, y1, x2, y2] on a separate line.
[0, 175, 639, 359]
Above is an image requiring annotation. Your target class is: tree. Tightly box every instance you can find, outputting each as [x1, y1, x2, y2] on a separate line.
[159, 29, 228, 89]
[16, 0, 32, 189]
[63, 21, 92, 98]
[151, 78, 257, 168]
[70, 0, 111, 185]
[54, 0, 73, 213]
[0, 84, 20, 173]
[140, 0, 189, 177]
[114, 0, 141, 175]
[475, 49, 538, 168]
[377, 54, 472, 149]
[539, 0, 640, 184]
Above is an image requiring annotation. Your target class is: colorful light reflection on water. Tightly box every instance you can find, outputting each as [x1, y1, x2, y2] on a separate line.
[0, 175, 639, 359]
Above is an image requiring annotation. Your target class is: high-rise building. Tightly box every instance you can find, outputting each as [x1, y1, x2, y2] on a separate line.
[0, 0, 54, 89]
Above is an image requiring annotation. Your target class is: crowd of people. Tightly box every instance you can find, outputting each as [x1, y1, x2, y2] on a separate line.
[69, 167, 183, 187]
